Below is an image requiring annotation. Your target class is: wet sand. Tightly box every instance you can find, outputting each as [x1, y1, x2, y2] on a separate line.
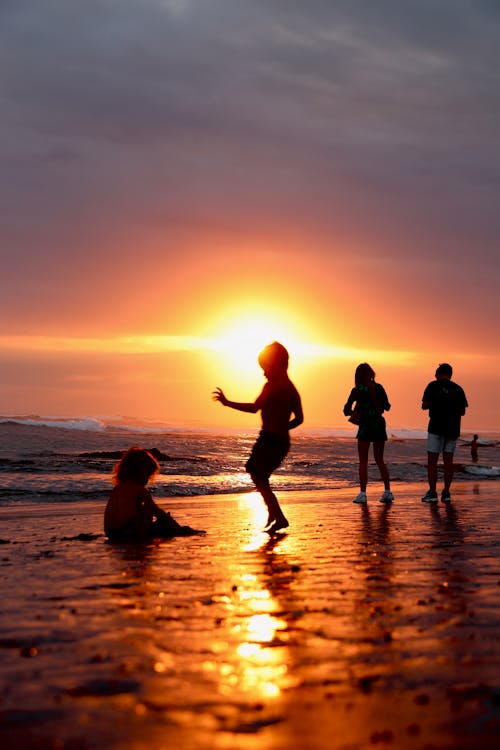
[0, 481, 498, 749]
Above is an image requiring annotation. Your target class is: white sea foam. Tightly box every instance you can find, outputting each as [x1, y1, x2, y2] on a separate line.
[0, 415, 497, 442]
[463, 465, 500, 477]
[389, 429, 428, 440]
[0, 419, 499, 505]
[0, 416, 106, 432]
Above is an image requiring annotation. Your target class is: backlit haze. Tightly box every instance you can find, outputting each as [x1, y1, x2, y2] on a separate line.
[1, 1, 499, 432]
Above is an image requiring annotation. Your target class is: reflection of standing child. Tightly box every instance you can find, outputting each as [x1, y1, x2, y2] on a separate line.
[213, 341, 303, 533]
[104, 447, 203, 541]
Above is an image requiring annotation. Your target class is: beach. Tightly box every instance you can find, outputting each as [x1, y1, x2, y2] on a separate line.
[1, 481, 498, 749]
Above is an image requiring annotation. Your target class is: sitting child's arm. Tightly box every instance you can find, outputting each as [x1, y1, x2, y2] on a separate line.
[142, 490, 205, 536]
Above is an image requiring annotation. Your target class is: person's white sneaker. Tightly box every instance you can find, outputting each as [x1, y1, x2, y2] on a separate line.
[379, 490, 394, 503]
[353, 491, 367, 504]
[441, 490, 452, 503]
[421, 490, 438, 503]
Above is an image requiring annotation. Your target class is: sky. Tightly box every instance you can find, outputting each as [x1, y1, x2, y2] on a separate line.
[1, 0, 499, 432]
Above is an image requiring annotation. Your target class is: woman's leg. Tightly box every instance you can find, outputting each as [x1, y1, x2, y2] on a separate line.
[373, 441, 390, 490]
[357, 441, 370, 491]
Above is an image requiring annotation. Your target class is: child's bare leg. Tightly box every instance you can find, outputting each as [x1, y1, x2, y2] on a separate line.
[252, 474, 288, 531]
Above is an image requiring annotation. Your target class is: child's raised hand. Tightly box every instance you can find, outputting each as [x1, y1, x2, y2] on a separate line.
[212, 387, 228, 406]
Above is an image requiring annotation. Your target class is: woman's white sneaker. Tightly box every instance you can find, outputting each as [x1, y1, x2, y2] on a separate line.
[353, 491, 367, 504]
[379, 490, 394, 503]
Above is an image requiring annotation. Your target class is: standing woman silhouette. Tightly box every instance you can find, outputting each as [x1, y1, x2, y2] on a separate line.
[343, 363, 393, 504]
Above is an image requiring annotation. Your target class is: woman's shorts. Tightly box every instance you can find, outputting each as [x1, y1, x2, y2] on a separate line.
[357, 416, 387, 443]
[245, 430, 290, 479]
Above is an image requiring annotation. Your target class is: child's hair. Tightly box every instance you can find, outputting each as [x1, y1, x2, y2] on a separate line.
[355, 363, 375, 386]
[435, 362, 452, 378]
[113, 447, 160, 485]
[258, 341, 289, 371]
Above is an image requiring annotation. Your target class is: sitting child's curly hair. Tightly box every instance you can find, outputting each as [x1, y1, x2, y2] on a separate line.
[113, 447, 160, 485]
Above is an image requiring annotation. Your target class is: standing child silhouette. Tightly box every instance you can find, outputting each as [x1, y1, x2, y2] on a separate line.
[213, 341, 303, 533]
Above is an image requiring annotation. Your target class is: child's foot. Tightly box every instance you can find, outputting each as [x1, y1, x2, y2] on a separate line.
[179, 526, 206, 536]
[265, 516, 289, 534]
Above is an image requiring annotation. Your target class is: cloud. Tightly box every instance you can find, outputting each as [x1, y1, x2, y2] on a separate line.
[0, 0, 499, 336]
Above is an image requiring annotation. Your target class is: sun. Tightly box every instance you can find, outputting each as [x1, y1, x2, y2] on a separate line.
[215, 315, 292, 371]
[204, 304, 312, 387]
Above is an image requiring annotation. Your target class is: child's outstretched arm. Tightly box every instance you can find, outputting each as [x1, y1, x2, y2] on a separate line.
[212, 387, 259, 413]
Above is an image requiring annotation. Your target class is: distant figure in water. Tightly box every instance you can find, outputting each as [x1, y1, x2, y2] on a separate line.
[421, 363, 468, 504]
[104, 447, 204, 541]
[470, 434, 479, 463]
[212, 341, 303, 534]
[343, 363, 393, 505]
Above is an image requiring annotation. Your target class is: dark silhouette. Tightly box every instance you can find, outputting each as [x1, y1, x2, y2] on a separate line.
[104, 447, 204, 541]
[421, 363, 468, 504]
[343, 363, 393, 504]
[213, 341, 303, 533]
[470, 434, 479, 463]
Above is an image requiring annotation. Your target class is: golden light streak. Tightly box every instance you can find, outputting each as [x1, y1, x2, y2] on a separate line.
[0, 333, 419, 365]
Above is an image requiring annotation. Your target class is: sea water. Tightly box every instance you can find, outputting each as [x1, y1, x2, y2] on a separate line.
[0, 416, 498, 505]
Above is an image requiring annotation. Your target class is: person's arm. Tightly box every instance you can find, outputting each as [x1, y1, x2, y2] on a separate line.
[212, 387, 259, 413]
[379, 385, 391, 413]
[289, 395, 304, 430]
[143, 489, 205, 535]
[140, 489, 177, 525]
[422, 383, 431, 411]
[343, 388, 356, 416]
[461, 388, 468, 416]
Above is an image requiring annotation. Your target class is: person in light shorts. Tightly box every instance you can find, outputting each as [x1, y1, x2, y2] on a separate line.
[421, 363, 468, 504]
[426, 433, 457, 455]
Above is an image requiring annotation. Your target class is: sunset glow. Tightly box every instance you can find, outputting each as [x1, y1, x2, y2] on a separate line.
[0, 2, 498, 432]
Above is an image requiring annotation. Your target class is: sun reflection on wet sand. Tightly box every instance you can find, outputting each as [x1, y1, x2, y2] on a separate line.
[207, 542, 295, 702]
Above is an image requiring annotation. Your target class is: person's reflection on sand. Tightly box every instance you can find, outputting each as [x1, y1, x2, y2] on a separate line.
[259, 534, 299, 603]
[426, 501, 473, 608]
[353, 504, 397, 644]
[104, 539, 165, 613]
[423, 498, 482, 737]
[213, 532, 302, 704]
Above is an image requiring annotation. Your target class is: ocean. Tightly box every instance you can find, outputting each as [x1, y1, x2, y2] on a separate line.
[0, 416, 499, 506]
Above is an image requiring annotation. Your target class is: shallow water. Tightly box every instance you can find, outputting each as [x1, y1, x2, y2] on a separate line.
[1, 421, 498, 505]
